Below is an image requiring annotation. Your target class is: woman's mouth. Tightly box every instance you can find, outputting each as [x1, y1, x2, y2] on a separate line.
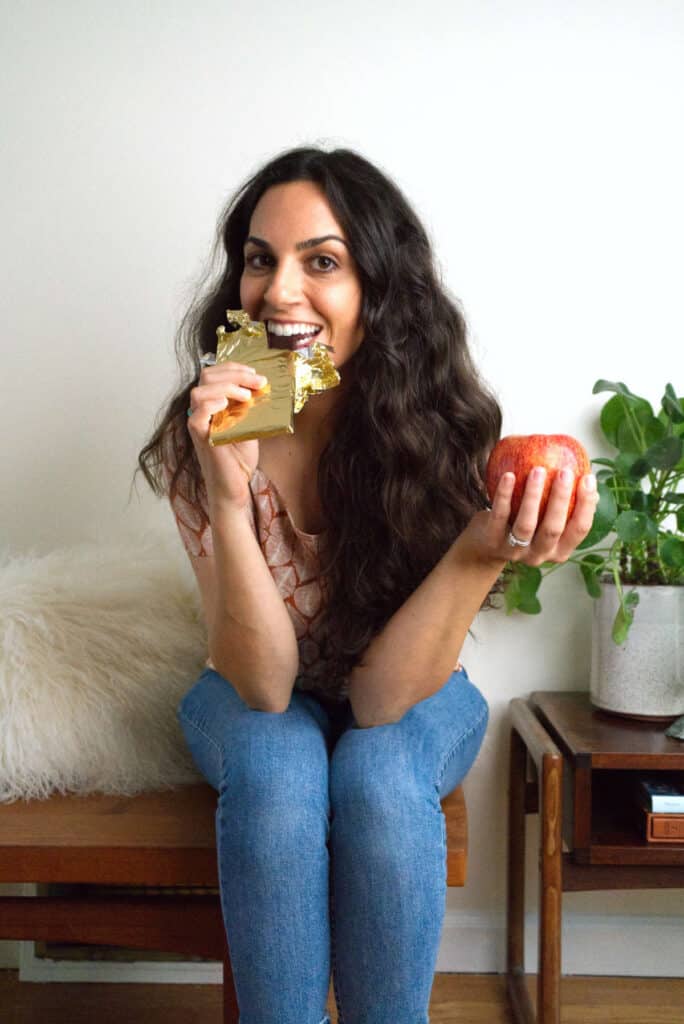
[266, 320, 323, 351]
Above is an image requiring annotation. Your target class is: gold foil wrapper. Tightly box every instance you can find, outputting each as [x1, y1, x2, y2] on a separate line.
[208, 310, 340, 446]
[292, 342, 341, 413]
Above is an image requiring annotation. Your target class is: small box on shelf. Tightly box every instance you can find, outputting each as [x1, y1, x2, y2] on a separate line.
[642, 809, 684, 844]
[634, 773, 684, 814]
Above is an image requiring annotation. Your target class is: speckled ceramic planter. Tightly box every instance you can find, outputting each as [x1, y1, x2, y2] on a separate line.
[590, 583, 684, 721]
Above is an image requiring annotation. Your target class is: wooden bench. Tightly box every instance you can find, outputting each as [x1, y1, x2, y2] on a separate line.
[0, 782, 467, 1022]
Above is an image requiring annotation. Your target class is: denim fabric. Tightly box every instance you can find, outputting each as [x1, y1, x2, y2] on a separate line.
[176, 666, 488, 1024]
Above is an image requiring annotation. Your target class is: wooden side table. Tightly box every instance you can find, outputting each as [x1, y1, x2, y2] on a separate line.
[506, 690, 684, 1024]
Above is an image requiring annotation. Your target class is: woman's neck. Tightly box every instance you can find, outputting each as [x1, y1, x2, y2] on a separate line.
[292, 367, 351, 454]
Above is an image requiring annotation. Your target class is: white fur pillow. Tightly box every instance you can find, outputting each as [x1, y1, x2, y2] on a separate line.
[0, 532, 208, 802]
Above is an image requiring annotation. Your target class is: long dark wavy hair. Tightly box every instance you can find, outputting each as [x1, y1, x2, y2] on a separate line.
[136, 145, 502, 684]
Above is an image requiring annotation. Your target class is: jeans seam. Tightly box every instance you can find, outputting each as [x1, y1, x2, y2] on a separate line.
[329, 852, 345, 1024]
[435, 705, 489, 792]
[177, 708, 224, 758]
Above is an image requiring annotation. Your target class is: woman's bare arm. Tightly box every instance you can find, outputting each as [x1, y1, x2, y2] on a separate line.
[348, 469, 598, 728]
[190, 500, 299, 712]
[183, 361, 300, 711]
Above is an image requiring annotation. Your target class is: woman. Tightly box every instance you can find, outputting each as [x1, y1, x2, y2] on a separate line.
[137, 146, 597, 1023]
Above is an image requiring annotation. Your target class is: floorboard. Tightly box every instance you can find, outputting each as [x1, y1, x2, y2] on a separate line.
[1, 969, 682, 1023]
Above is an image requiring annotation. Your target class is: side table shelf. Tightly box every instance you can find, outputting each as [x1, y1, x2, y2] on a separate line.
[506, 691, 684, 1024]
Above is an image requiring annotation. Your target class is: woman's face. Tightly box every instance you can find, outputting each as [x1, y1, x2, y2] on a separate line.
[239, 180, 364, 369]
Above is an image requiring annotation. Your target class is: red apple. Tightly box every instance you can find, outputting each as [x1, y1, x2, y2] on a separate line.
[485, 434, 591, 525]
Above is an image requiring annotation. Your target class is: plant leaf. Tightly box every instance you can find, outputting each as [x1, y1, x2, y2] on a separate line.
[579, 556, 603, 598]
[516, 563, 542, 596]
[503, 563, 542, 615]
[615, 510, 648, 542]
[599, 395, 626, 447]
[623, 455, 651, 480]
[593, 379, 642, 399]
[661, 536, 684, 570]
[577, 481, 618, 549]
[611, 589, 639, 645]
[642, 435, 683, 470]
[616, 410, 664, 454]
[518, 564, 542, 609]
[644, 417, 667, 446]
[644, 516, 659, 542]
[630, 491, 651, 513]
[599, 393, 652, 448]
[503, 570, 521, 614]
[662, 384, 684, 424]
[612, 608, 631, 644]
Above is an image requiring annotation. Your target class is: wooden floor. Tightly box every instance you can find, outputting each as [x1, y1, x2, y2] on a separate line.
[2, 970, 683, 1023]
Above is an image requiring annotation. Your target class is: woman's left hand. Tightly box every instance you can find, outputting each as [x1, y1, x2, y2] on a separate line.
[464, 467, 599, 568]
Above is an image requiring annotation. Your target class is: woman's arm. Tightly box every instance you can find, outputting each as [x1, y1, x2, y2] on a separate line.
[202, 498, 300, 711]
[180, 360, 300, 711]
[347, 467, 599, 728]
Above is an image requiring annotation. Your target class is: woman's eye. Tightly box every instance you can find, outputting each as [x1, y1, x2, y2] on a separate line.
[244, 252, 337, 272]
[310, 254, 337, 272]
[245, 253, 273, 270]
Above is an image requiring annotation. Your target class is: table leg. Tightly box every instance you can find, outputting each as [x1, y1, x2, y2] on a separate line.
[506, 721, 563, 1024]
[506, 726, 535, 1024]
[538, 748, 563, 1024]
[222, 935, 240, 1023]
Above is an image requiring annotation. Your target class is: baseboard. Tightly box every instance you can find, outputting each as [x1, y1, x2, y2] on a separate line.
[436, 908, 684, 977]
[19, 942, 223, 984]
[15, 908, 684, 982]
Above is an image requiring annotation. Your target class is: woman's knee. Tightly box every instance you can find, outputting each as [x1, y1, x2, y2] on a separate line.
[175, 670, 237, 788]
[178, 670, 332, 794]
[429, 672, 489, 796]
[176, 668, 249, 736]
[176, 668, 296, 754]
[330, 670, 489, 805]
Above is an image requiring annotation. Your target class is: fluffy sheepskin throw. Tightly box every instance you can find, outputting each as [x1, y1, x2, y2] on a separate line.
[0, 532, 208, 802]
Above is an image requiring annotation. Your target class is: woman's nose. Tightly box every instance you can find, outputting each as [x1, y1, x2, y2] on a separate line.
[263, 258, 302, 305]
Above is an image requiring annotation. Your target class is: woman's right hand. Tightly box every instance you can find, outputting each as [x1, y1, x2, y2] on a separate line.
[187, 360, 268, 509]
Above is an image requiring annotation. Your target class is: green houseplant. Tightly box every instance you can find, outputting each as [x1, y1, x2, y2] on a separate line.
[502, 380, 684, 719]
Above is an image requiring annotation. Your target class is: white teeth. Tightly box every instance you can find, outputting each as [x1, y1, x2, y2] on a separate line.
[267, 320, 322, 337]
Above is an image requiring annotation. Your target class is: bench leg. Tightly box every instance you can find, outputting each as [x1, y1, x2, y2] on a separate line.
[222, 942, 240, 1023]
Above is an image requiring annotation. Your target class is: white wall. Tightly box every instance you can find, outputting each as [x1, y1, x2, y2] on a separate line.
[2, 0, 683, 976]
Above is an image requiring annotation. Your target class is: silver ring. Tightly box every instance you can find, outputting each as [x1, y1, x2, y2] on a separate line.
[199, 352, 216, 368]
[507, 530, 531, 548]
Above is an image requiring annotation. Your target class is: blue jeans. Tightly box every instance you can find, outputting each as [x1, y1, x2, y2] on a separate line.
[176, 665, 488, 1024]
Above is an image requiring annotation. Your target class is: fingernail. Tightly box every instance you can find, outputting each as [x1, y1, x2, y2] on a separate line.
[532, 467, 546, 482]
[560, 468, 573, 485]
[257, 375, 268, 385]
[584, 474, 597, 492]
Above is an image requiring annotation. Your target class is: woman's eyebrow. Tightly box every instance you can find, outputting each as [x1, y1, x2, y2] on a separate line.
[244, 234, 349, 251]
